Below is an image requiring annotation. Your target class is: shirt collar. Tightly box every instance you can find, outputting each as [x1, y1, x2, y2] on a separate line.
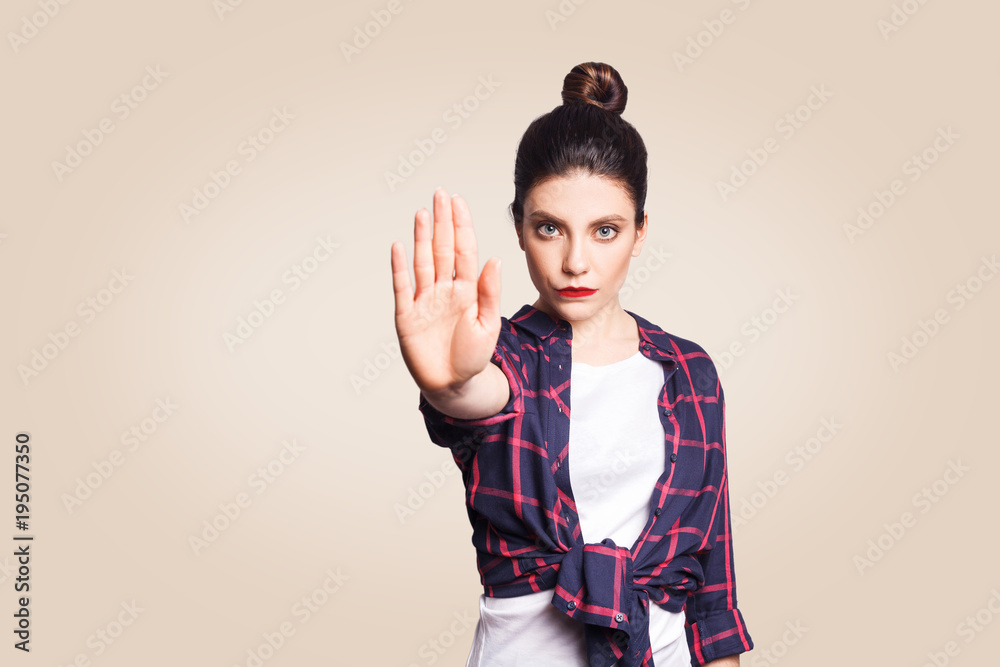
[509, 303, 677, 358]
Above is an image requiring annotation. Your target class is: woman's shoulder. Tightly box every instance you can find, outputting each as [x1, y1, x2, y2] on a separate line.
[627, 309, 723, 391]
[627, 309, 712, 357]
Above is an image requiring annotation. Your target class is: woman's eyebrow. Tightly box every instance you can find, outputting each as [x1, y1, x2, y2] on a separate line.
[527, 210, 627, 224]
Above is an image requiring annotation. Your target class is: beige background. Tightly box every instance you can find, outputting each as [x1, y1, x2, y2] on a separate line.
[1, 0, 998, 665]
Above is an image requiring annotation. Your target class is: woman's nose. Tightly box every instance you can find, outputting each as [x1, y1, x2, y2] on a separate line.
[562, 240, 588, 274]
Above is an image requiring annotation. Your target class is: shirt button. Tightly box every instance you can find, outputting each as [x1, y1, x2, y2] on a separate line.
[558, 406, 562, 413]
[615, 612, 624, 622]
[670, 453, 677, 463]
[559, 364, 562, 370]
[567, 601, 576, 609]
[653, 507, 661, 516]
[663, 408, 672, 417]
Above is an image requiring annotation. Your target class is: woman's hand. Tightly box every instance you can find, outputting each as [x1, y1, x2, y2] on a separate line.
[391, 187, 503, 397]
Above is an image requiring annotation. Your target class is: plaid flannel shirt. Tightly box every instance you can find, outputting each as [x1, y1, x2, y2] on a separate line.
[418, 303, 753, 666]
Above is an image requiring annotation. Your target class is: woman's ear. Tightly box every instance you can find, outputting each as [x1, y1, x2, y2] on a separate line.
[632, 213, 648, 257]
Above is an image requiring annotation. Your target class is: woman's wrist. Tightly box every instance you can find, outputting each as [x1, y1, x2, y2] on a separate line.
[420, 363, 506, 421]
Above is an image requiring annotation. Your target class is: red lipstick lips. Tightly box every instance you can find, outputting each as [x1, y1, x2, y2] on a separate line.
[557, 287, 597, 298]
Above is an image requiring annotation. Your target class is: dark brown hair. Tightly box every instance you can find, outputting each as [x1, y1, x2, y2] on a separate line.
[509, 62, 648, 229]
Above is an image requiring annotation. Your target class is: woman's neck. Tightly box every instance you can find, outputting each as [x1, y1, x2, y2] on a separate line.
[531, 299, 639, 349]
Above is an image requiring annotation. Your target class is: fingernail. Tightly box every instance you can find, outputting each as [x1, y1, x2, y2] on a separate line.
[452, 193, 460, 199]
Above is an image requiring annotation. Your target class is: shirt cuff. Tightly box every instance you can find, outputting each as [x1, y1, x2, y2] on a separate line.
[417, 343, 522, 449]
[685, 606, 754, 665]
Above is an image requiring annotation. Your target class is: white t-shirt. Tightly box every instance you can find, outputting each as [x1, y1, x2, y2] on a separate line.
[465, 351, 692, 667]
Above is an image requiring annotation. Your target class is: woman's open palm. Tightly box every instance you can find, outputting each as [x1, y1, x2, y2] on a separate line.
[391, 188, 503, 396]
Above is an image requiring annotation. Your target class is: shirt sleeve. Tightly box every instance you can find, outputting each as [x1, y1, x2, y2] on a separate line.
[684, 377, 754, 665]
[417, 331, 523, 458]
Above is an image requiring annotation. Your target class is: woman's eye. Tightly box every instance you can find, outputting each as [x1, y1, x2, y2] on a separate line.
[536, 223, 617, 239]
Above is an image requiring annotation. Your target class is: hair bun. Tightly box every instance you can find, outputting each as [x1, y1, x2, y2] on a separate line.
[561, 62, 628, 115]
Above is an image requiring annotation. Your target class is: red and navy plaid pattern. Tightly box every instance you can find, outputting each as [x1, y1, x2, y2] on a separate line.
[418, 304, 753, 666]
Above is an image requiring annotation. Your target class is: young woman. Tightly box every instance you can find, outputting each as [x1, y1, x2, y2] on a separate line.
[390, 62, 753, 667]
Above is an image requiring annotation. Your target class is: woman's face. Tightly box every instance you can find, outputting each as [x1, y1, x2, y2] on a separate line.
[516, 170, 647, 327]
